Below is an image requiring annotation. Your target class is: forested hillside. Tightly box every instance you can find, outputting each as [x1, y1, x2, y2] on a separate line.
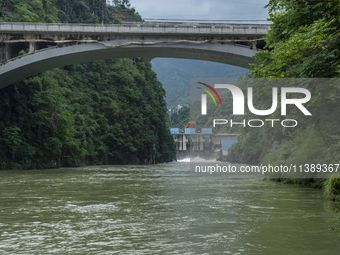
[152, 58, 248, 108]
[228, 0, 340, 183]
[0, 0, 176, 169]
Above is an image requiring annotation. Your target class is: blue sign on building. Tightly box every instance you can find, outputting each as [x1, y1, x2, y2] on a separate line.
[170, 128, 179, 134]
[222, 140, 238, 151]
[201, 128, 212, 134]
[185, 128, 196, 134]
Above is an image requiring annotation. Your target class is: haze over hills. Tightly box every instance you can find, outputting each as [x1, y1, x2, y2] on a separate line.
[151, 58, 248, 108]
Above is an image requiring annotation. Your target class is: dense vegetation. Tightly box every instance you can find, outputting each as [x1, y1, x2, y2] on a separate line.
[0, 0, 141, 23]
[224, 0, 340, 235]
[228, 0, 340, 172]
[0, 0, 176, 169]
[169, 105, 190, 131]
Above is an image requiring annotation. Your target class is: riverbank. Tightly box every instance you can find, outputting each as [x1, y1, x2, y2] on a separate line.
[269, 175, 340, 237]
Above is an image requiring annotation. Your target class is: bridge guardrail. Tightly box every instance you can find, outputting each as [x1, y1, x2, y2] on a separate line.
[0, 22, 270, 35]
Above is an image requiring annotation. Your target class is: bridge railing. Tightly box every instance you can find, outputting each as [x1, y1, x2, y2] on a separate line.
[0, 22, 270, 35]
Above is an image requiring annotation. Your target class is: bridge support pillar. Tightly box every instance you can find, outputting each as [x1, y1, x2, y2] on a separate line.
[1, 42, 12, 64]
[5, 43, 12, 61]
[251, 40, 257, 50]
[29, 42, 36, 53]
[1, 42, 5, 64]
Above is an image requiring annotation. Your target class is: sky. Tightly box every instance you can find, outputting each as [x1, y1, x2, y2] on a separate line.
[127, 0, 270, 23]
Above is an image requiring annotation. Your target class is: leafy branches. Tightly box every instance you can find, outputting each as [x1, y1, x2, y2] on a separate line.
[229, 0, 340, 166]
[0, 1, 175, 169]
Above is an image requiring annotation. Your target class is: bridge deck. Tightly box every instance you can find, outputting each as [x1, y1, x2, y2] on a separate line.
[0, 22, 269, 36]
[0, 22, 268, 88]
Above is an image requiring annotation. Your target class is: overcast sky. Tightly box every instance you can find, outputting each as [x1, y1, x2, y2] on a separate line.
[128, 0, 270, 23]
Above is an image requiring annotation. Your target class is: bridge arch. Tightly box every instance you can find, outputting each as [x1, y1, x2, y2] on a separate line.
[0, 40, 256, 89]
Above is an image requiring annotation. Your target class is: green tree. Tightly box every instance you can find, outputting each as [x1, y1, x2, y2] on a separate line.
[0, 0, 175, 169]
[228, 0, 340, 166]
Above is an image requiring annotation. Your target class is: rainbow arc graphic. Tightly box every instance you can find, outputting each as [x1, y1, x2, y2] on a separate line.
[197, 82, 222, 115]
[197, 82, 222, 106]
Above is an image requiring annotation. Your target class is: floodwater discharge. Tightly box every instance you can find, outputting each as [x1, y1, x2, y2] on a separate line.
[0, 162, 339, 254]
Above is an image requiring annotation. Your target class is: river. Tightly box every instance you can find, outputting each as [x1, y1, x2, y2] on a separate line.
[0, 161, 339, 254]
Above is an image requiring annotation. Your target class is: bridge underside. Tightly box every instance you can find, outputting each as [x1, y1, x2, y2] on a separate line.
[0, 40, 256, 89]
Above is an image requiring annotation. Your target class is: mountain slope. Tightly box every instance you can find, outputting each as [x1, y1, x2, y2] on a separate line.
[0, 0, 176, 169]
[151, 58, 248, 108]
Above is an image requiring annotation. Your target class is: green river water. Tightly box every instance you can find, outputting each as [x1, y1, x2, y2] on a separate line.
[0, 161, 339, 254]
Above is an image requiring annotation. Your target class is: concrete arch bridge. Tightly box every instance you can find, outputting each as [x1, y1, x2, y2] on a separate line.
[0, 21, 269, 88]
